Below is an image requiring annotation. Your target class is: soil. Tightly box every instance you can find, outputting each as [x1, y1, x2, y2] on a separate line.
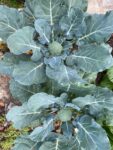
[88, 0, 113, 14]
[0, 0, 24, 8]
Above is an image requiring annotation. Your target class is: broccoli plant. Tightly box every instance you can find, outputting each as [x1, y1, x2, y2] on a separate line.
[1, 0, 113, 149]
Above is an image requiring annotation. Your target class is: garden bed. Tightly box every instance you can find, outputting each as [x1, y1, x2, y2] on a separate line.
[1, 0, 113, 150]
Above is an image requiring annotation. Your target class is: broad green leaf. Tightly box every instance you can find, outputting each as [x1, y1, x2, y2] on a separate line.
[66, 0, 88, 12]
[39, 141, 68, 150]
[0, 5, 24, 41]
[35, 19, 51, 44]
[66, 44, 113, 72]
[52, 79, 97, 97]
[77, 11, 113, 44]
[46, 63, 85, 91]
[6, 103, 42, 129]
[13, 135, 40, 150]
[73, 115, 111, 150]
[59, 8, 84, 38]
[6, 92, 60, 129]
[107, 66, 113, 83]
[27, 92, 59, 112]
[39, 133, 79, 150]
[61, 122, 73, 138]
[72, 87, 113, 115]
[13, 61, 46, 86]
[9, 79, 41, 103]
[7, 26, 42, 61]
[0, 53, 30, 76]
[24, 0, 67, 24]
[24, 0, 67, 42]
[29, 118, 54, 142]
[44, 56, 64, 68]
[39, 135, 71, 150]
[71, 84, 96, 96]
[0, 53, 18, 76]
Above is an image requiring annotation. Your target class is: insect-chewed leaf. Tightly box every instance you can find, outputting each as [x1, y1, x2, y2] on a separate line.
[73, 115, 111, 150]
[13, 61, 46, 86]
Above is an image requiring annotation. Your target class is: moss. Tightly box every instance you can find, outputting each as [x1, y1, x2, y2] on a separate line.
[0, 115, 28, 150]
[0, 0, 24, 8]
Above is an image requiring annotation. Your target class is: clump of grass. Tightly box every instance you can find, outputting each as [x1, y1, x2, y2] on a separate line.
[0, 115, 28, 150]
[0, 0, 24, 8]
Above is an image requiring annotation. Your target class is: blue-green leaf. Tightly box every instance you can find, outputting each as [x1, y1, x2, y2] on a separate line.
[6, 103, 42, 129]
[0, 5, 24, 41]
[0, 53, 30, 76]
[13, 61, 46, 86]
[46, 63, 85, 91]
[73, 115, 111, 150]
[24, 0, 67, 24]
[30, 118, 54, 142]
[35, 19, 51, 44]
[72, 87, 113, 115]
[9, 79, 41, 103]
[77, 11, 113, 44]
[6, 92, 61, 129]
[13, 135, 41, 150]
[39, 135, 70, 150]
[7, 26, 42, 61]
[27, 92, 59, 112]
[59, 8, 84, 38]
[66, 44, 113, 72]
[61, 122, 73, 138]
